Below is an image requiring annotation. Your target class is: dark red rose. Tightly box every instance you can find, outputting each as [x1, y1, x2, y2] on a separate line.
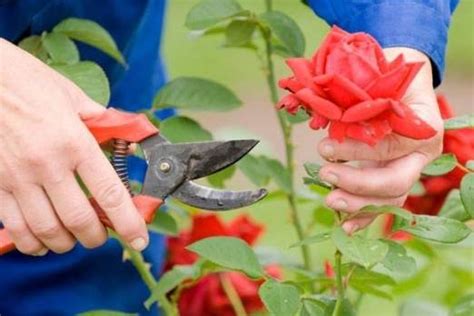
[165, 214, 278, 316]
[277, 26, 436, 146]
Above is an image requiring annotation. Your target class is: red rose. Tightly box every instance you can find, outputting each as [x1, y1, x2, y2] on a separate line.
[165, 214, 278, 316]
[277, 26, 436, 146]
[384, 95, 474, 238]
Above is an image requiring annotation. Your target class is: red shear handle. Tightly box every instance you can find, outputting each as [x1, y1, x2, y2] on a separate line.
[84, 108, 158, 144]
[0, 195, 163, 255]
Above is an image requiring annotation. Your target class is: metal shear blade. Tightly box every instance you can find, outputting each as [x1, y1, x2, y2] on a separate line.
[140, 135, 267, 210]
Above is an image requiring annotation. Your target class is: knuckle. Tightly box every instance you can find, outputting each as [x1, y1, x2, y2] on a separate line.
[386, 177, 411, 197]
[51, 239, 76, 254]
[63, 209, 97, 232]
[17, 241, 44, 256]
[83, 232, 107, 249]
[95, 182, 128, 212]
[32, 222, 63, 240]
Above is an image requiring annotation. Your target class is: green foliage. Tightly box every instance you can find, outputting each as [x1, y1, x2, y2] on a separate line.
[303, 162, 332, 190]
[332, 228, 389, 269]
[258, 279, 301, 316]
[42, 32, 79, 64]
[78, 312, 137, 316]
[259, 10, 305, 57]
[450, 294, 474, 316]
[398, 215, 471, 243]
[422, 153, 458, 176]
[380, 240, 417, 276]
[207, 164, 236, 188]
[18, 35, 49, 62]
[187, 236, 265, 278]
[153, 77, 241, 111]
[225, 20, 257, 46]
[347, 265, 395, 300]
[399, 300, 447, 316]
[444, 114, 474, 130]
[51, 61, 110, 105]
[53, 18, 125, 64]
[460, 173, 474, 218]
[439, 189, 471, 221]
[185, 0, 246, 30]
[159, 116, 212, 143]
[238, 155, 271, 187]
[148, 211, 178, 236]
[290, 231, 331, 248]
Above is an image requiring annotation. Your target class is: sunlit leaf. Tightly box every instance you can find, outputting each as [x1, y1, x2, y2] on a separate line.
[42, 32, 79, 64]
[422, 153, 458, 176]
[148, 211, 178, 236]
[460, 173, 474, 218]
[185, 0, 246, 30]
[18, 35, 48, 61]
[159, 116, 212, 143]
[258, 279, 301, 316]
[225, 19, 256, 46]
[399, 215, 471, 243]
[439, 189, 471, 221]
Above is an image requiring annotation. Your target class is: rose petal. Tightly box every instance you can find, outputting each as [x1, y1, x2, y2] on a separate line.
[309, 113, 329, 130]
[341, 99, 391, 122]
[390, 100, 406, 118]
[346, 123, 378, 146]
[190, 214, 229, 242]
[389, 104, 437, 139]
[315, 74, 372, 108]
[295, 88, 342, 120]
[369, 117, 392, 141]
[436, 94, 455, 119]
[279, 77, 304, 93]
[286, 58, 314, 87]
[277, 94, 301, 114]
[328, 121, 348, 143]
[313, 26, 348, 75]
[228, 215, 264, 245]
[394, 62, 424, 99]
[388, 54, 405, 71]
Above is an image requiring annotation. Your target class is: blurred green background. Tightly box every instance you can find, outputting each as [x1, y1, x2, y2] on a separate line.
[162, 1, 473, 315]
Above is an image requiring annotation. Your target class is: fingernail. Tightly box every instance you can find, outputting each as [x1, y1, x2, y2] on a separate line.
[34, 248, 48, 256]
[342, 222, 359, 235]
[130, 237, 147, 251]
[331, 199, 347, 210]
[321, 144, 335, 157]
[322, 172, 338, 185]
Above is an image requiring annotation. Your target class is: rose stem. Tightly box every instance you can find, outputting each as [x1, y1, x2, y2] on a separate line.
[219, 273, 248, 316]
[332, 250, 345, 316]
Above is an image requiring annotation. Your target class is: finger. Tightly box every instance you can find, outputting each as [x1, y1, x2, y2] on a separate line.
[0, 190, 47, 256]
[76, 137, 148, 251]
[14, 185, 75, 253]
[319, 152, 428, 198]
[44, 173, 107, 249]
[342, 214, 378, 235]
[325, 189, 407, 214]
[318, 137, 422, 162]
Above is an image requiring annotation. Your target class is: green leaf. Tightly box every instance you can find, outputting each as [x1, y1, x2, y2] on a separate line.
[450, 294, 474, 316]
[290, 231, 331, 248]
[284, 108, 310, 124]
[347, 265, 396, 286]
[18, 35, 48, 61]
[153, 77, 241, 111]
[331, 227, 389, 269]
[439, 189, 471, 221]
[460, 173, 474, 218]
[185, 0, 245, 30]
[260, 156, 291, 193]
[187, 236, 264, 278]
[399, 215, 471, 243]
[380, 240, 416, 276]
[409, 181, 426, 196]
[225, 19, 256, 46]
[159, 116, 212, 143]
[207, 164, 236, 188]
[238, 155, 270, 187]
[360, 205, 413, 221]
[400, 300, 448, 316]
[444, 114, 474, 130]
[350, 282, 393, 300]
[258, 279, 301, 316]
[51, 61, 110, 105]
[53, 18, 125, 64]
[303, 162, 332, 190]
[300, 299, 326, 316]
[78, 311, 137, 316]
[466, 160, 474, 171]
[42, 32, 79, 64]
[259, 11, 305, 57]
[312, 205, 336, 227]
[422, 153, 458, 176]
[148, 211, 178, 236]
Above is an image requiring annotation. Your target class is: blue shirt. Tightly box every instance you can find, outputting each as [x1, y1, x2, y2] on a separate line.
[0, 0, 457, 315]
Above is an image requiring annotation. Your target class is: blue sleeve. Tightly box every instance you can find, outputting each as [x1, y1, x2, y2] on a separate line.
[305, 0, 460, 87]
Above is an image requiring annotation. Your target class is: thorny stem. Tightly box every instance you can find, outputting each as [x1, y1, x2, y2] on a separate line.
[261, 0, 313, 276]
[220, 273, 248, 316]
[116, 236, 177, 315]
[333, 250, 345, 316]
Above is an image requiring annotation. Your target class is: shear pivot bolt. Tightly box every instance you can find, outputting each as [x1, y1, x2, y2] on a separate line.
[159, 162, 171, 173]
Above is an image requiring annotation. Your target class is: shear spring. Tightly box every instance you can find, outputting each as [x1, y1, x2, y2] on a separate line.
[112, 138, 131, 194]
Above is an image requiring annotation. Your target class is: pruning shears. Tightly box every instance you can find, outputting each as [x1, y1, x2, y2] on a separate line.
[0, 108, 267, 255]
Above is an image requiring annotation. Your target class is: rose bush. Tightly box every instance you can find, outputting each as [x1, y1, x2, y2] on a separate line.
[277, 26, 436, 145]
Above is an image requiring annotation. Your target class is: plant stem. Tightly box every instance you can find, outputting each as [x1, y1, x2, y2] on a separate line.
[117, 237, 177, 315]
[332, 250, 344, 316]
[261, 0, 313, 274]
[456, 162, 471, 173]
[220, 274, 248, 316]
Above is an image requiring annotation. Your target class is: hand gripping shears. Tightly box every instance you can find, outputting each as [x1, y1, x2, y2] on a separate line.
[0, 108, 267, 254]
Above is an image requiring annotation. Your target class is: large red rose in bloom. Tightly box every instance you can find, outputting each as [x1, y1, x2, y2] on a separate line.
[384, 95, 474, 240]
[277, 26, 436, 146]
[165, 214, 281, 316]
